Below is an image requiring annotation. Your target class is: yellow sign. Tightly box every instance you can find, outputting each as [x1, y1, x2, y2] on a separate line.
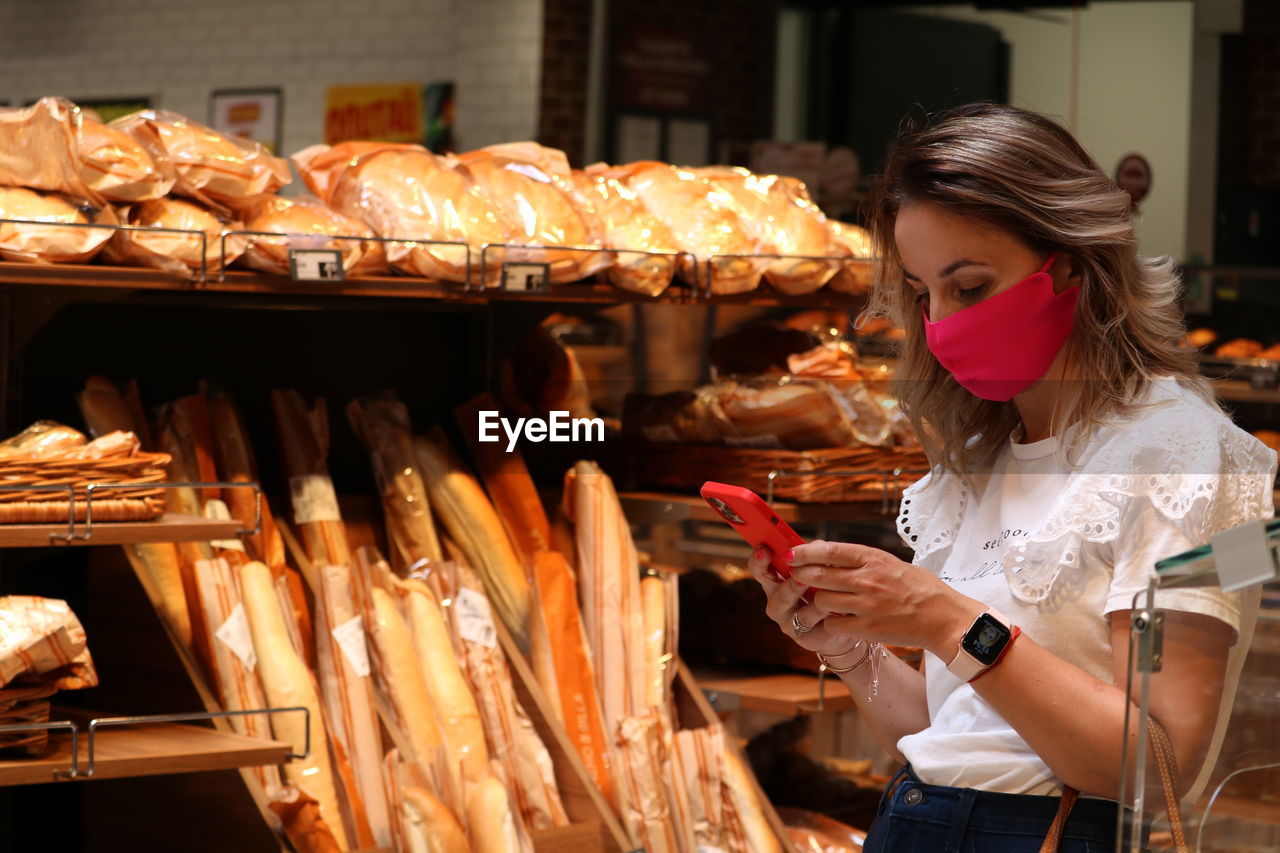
[324, 84, 423, 145]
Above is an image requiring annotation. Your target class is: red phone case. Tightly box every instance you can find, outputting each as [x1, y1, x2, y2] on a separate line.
[700, 481, 807, 586]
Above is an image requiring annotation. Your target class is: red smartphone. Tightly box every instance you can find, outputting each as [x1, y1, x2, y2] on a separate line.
[700, 481, 810, 598]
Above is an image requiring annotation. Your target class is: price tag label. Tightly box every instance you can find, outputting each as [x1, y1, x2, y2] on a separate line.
[501, 262, 549, 293]
[215, 603, 258, 672]
[454, 588, 498, 648]
[331, 615, 372, 677]
[289, 248, 346, 282]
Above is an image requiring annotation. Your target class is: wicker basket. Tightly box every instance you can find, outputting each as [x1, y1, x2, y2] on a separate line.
[0, 451, 171, 523]
[629, 442, 929, 503]
[0, 683, 57, 755]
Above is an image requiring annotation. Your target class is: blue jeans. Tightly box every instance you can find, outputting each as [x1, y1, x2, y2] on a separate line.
[862, 766, 1120, 853]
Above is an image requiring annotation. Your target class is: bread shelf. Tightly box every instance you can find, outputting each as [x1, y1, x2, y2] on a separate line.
[618, 490, 897, 525]
[0, 261, 864, 307]
[692, 667, 858, 715]
[0, 513, 244, 548]
[1213, 379, 1280, 405]
[0, 711, 291, 787]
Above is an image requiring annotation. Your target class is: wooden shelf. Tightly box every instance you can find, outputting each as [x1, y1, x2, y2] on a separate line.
[0, 714, 290, 786]
[0, 513, 243, 548]
[619, 490, 897, 526]
[692, 667, 858, 715]
[1213, 379, 1280, 405]
[0, 261, 863, 307]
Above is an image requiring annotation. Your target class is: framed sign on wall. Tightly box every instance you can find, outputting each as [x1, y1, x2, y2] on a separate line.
[210, 88, 283, 153]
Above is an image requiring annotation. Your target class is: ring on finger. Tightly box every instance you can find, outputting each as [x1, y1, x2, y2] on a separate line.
[791, 610, 815, 634]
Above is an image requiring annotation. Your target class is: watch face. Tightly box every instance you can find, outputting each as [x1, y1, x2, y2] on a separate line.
[963, 613, 1012, 665]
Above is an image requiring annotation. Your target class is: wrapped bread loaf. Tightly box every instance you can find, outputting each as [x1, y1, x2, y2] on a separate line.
[368, 585, 445, 766]
[827, 221, 874, 295]
[347, 396, 443, 571]
[0, 421, 85, 459]
[110, 110, 289, 213]
[0, 97, 101, 202]
[412, 431, 531, 652]
[0, 187, 117, 264]
[1215, 338, 1263, 359]
[401, 786, 472, 853]
[721, 746, 785, 853]
[76, 117, 174, 202]
[455, 150, 611, 284]
[570, 171, 679, 296]
[0, 595, 98, 690]
[269, 785, 345, 853]
[613, 162, 769, 294]
[697, 168, 844, 295]
[102, 197, 246, 277]
[294, 142, 513, 286]
[401, 576, 490, 786]
[242, 195, 386, 277]
[467, 771, 526, 853]
[240, 560, 350, 851]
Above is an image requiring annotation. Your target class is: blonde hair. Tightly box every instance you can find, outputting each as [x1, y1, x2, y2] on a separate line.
[865, 103, 1210, 477]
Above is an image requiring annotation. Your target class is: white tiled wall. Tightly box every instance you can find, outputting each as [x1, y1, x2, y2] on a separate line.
[0, 0, 544, 159]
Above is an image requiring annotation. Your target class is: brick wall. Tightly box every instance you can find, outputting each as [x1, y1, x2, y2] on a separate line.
[0, 0, 543, 159]
[536, 0, 779, 168]
[539, 0, 592, 165]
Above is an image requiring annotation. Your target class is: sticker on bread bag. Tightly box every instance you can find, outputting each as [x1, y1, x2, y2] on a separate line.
[215, 603, 258, 672]
[454, 588, 498, 648]
[331, 615, 372, 677]
[289, 474, 342, 524]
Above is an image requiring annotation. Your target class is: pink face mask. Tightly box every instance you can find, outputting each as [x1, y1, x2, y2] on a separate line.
[922, 255, 1078, 401]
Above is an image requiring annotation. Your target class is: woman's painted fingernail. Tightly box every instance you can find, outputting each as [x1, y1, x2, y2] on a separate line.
[792, 578, 808, 590]
[753, 547, 767, 561]
[785, 549, 796, 564]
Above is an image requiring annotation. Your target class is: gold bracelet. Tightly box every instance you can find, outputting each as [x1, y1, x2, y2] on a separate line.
[817, 643, 871, 674]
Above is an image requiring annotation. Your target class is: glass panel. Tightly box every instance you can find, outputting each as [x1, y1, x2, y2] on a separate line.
[1121, 523, 1280, 852]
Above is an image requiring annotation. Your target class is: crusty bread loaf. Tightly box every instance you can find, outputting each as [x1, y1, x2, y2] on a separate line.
[618, 162, 769, 294]
[0, 186, 116, 264]
[268, 785, 344, 853]
[240, 560, 350, 851]
[402, 579, 490, 786]
[76, 117, 173, 202]
[455, 150, 610, 284]
[466, 773, 523, 853]
[1216, 338, 1264, 359]
[103, 197, 245, 276]
[569, 171, 677, 296]
[412, 431, 531, 651]
[827, 221, 875, 295]
[110, 109, 289, 212]
[242, 195, 377, 276]
[296, 143, 513, 286]
[401, 786, 471, 853]
[369, 586, 444, 768]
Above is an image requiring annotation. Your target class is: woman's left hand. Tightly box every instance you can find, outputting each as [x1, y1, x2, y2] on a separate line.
[788, 540, 985, 655]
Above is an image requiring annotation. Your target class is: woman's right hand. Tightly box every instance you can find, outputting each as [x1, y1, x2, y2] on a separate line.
[746, 545, 858, 659]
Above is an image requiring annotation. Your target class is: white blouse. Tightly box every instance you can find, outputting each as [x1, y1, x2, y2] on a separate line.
[894, 379, 1277, 799]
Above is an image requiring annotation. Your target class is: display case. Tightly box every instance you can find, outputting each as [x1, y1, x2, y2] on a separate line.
[1120, 518, 1280, 852]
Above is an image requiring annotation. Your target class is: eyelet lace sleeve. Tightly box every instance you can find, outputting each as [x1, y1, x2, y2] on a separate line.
[999, 395, 1278, 604]
[897, 467, 969, 568]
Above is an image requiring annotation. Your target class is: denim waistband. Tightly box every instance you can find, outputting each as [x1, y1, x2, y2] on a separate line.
[876, 766, 1120, 844]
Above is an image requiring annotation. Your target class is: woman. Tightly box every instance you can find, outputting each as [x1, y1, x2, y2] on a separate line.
[747, 103, 1277, 851]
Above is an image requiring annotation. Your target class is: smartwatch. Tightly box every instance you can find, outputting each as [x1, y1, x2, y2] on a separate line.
[946, 609, 1015, 682]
